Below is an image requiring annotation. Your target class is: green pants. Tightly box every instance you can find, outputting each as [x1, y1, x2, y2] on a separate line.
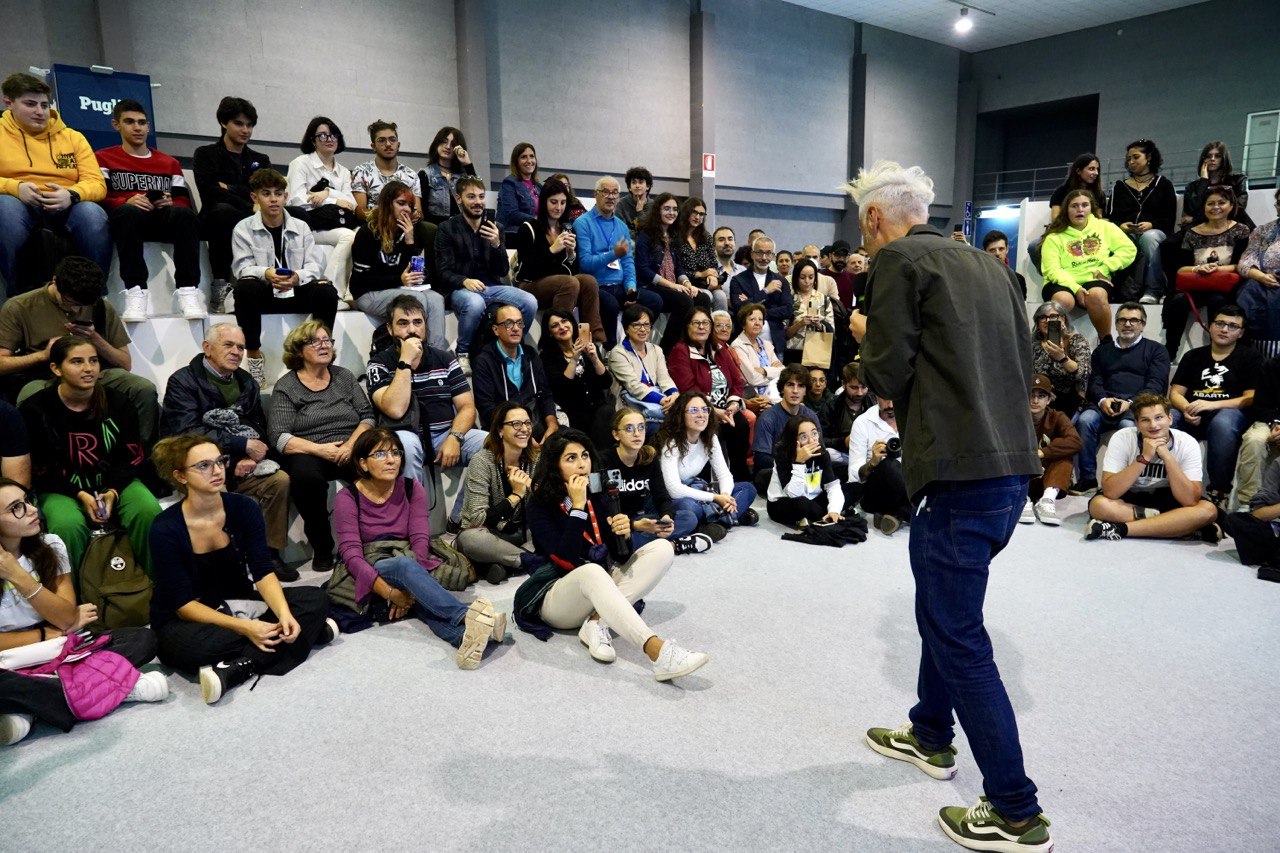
[40, 479, 162, 581]
[18, 368, 160, 447]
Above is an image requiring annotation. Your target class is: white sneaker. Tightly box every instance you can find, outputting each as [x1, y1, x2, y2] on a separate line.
[457, 598, 495, 670]
[122, 286, 149, 322]
[491, 611, 507, 643]
[652, 640, 709, 682]
[0, 712, 33, 745]
[456, 353, 471, 376]
[1018, 498, 1035, 524]
[1139, 293, 1160, 304]
[174, 286, 207, 319]
[1034, 498, 1060, 526]
[578, 617, 616, 663]
[123, 670, 169, 703]
[246, 357, 266, 387]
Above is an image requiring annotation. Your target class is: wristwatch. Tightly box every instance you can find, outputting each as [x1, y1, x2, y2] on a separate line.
[67, 189, 81, 205]
[449, 430, 466, 443]
[395, 361, 413, 371]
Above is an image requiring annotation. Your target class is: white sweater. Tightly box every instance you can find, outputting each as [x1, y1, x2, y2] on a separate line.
[660, 437, 733, 502]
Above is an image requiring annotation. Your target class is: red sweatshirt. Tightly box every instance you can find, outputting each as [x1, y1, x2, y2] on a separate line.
[94, 145, 192, 209]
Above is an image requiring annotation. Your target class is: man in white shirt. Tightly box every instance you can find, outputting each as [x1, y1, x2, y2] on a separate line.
[849, 397, 910, 535]
[1087, 392, 1220, 541]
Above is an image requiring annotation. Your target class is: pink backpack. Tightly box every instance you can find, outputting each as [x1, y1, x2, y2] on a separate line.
[19, 633, 141, 721]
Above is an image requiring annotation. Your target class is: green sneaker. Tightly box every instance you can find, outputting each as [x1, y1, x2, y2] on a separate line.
[938, 797, 1053, 852]
[865, 723, 958, 780]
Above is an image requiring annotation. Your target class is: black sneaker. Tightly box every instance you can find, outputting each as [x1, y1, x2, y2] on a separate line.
[696, 522, 727, 543]
[1086, 519, 1125, 541]
[1259, 563, 1280, 583]
[272, 558, 300, 583]
[318, 617, 340, 645]
[672, 532, 713, 555]
[485, 563, 508, 585]
[199, 657, 258, 705]
[739, 508, 760, 526]
[312, 554, 335, 573]
[445, 519, 463, 536]
[1068, 477, 1098, 496]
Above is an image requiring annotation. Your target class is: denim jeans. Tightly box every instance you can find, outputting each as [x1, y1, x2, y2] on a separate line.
[672, 480, 758, 525]
[373, 555, 468, 647]
[449, 284, 537, 353]
[0, 195, 112, 296]
[1129, 228, 1168, 300]
[630, 509, 699, 549]
[907, 475, 1041, 823]
[1171, 407, 1245, 492]
[396, 425, 486, 524]
[355, 287, 448, 351]
[1074, 407, 1136, 479]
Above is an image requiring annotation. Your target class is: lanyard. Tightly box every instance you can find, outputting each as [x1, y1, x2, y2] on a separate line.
[561, 498, 603, 546]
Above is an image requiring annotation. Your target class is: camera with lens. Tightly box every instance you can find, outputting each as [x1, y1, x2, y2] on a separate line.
[884, 436, 902, 460]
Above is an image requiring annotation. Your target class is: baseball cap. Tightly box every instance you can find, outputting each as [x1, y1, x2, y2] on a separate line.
[1031, 374, 1054, 395]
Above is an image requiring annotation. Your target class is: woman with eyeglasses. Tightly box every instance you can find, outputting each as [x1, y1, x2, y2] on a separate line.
[149, 434, 336, 705]
[657, 391, 759, 540]
[1029, 302, 1091, 415]
[667, 306, 753, 482]
[333, 428, 504, 667]
[19, 336, 162, 576]
[285, 116, 358, 296]
[1106, 138, 1177, 303]
[730, 303, 784, 405]
[267, 320, 375, 572]
[1237, 190, 1280, 354]
[674, 196, 724, 309]
[517, 427, 709, 680]
[1041, 189, 1136, 340]
[608, 303, 678, 432]
[765, 415, 845, 528]
[635, 192, 712, 350]
[456, 401, 541, 585]
[538, 309, 611, 435]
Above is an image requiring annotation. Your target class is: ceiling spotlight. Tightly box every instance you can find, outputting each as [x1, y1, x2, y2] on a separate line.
[954, 6, 973, 33]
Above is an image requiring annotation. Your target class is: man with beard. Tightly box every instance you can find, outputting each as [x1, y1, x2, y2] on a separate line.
[849, 396, 911, 535]
[712, 226, 746, 289]
[818, 361, 875, 475]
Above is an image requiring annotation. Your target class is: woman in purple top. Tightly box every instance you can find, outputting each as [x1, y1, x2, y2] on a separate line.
[333, 428, 505, 670]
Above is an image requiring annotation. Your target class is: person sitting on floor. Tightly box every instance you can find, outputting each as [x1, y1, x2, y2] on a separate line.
[817, 362, 875, 480]
[849, 396, 911, 536]
[1086, 393, 1220, 543]
[751, 364, 819, 495]
[519, 427, 709, 681]
[1232, 355, 1280, 507]
[1020, 374, 1081, 527]
[455, 401, 540, 586]
[333, 428, 504, 669]
[766, 414, 844, 528]
[1225, 455, 1280, 583]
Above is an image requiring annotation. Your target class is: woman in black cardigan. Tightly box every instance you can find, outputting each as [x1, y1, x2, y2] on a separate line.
[539, 309, 611, 436]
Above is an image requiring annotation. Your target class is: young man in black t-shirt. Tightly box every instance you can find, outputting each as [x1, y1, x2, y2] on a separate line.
[1170, 304, 1261, 505]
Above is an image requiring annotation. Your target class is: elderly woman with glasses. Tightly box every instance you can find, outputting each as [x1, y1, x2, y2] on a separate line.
[267, 320, 375, 572]
[1029, 302, 1091, 415]
[607, 303, 678, 432]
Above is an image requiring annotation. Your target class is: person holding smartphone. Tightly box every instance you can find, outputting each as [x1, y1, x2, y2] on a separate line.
[765, 414, 845, 528]
[538, 309, 610, 435]
[1029, 302, 1091, 416]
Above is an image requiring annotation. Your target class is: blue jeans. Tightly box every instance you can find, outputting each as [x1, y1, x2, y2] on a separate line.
[373, 555, 468, 647]
[1074, 407, 1136, 479]
[907, 476, 1040, 823]
[0, 195, 112, 298]
[631, 509, 699, 549]
[1130, 228, 1168, 300]
[398, 425, 486, 523]
[1172, 407, 1245, 492]
[449, 284, 537, 353]
[672, 481, 758, 524]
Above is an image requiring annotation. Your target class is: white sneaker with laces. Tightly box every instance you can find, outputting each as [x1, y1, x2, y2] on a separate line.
[174, 286, 207, 319]
[1034, 498, 1060, 526]
[123, 670, 169, 703]
[0, 712, 33, 745]
[246, 357, 266, 387]
[1139, 293, 1160, 304]
[578, 617, 616, 663]
[122, 286, 149, 322]
[1018, 498, 1035, 524]
[652, 640, 709, 681]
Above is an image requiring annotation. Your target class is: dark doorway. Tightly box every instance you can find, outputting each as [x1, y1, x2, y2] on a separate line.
[975, 95, 1099, 201]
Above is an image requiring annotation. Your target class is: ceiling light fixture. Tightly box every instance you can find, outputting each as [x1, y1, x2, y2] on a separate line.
[954, 7, 972, 33]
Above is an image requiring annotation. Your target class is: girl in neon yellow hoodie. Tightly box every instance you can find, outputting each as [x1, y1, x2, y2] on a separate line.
[1040, 188, 1136, 339]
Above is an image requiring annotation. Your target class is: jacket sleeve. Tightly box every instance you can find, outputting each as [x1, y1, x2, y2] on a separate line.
[488, 229, 510, 280]
[652, 347, 677, 395]
[296, 224, 324, 284]
[1150, 179, 1177, 235]
[1042, 411, 1082, 461]
[608, 345, 661, 403]
[434, 221, 466, 293]
[635, 233, 660, 286]
[496, 177, 535, 230]
[193, 146, 247, 211]
[70, 134, 106, 202]
[21, 400, 73, 498]
[1086, 346, 1107, 404]
[286, 156, 314, 208]
[574, 216, 607, 278]
[766, 276, 792, 322]
[859, 250, 922, 403]
[461, 453, 498, 529]
[1102, 221, 1138, 274]
[818, 396, 842, 450]
[470, 351, 500, 429]
[528, 499, 592, 569]
[231, 220, 267, 281]
[511, 221, 535, 277]
[666, 343, 696, 392]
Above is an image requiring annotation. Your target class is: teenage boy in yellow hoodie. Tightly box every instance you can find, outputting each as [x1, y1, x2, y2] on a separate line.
[0, 73, 109, 301]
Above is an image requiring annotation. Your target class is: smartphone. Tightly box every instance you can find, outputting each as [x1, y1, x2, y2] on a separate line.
[309, 177, 330, 193]
[578, 322, 591, 346]
[68, 304, 94, 326]
[1048, 318, 1062, 346]
[481, 210, 494, 227]
[275, 268, 293, 277]
[408, 256, 425, 275]
[145, 189, 165, 203]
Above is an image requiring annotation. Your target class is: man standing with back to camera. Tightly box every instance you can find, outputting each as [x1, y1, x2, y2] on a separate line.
[847, 161, 1054, 852]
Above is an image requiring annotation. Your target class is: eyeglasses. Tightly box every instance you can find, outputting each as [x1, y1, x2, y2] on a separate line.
[686, 406, 711, 415]
[598, 190, 621, 198]
[628, 322, 652, 330]
[713, 322, 732, 330]
[366, 449, 403, 460]
[305, 337, 334, 348]
[689, 320, 711, 328]
[495, 319, 525, 331]
[620, 424, 646, 434]
[5, 498, 37, 519]
[1115, 317, 1145, 326]
[691, 210, 706, 218]
[503, 419, 534, 430]
[797, 431, 820, 443]
[186, 455, 231, 475]
[314, 132, 338, 141]
[1212, 320, 1243, 331]
[753, 250, 775, 257]
[375, 136, 398, 145]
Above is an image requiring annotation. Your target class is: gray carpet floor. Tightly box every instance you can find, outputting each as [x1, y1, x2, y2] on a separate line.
[3, 491, 1277, 852]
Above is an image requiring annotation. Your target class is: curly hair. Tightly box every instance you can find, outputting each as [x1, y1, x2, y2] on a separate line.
[655, 391, 716, 463]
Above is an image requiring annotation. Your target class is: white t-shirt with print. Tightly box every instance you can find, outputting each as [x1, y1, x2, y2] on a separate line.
[1101, 427, 1202, 492]
[0, 534, 71, 632]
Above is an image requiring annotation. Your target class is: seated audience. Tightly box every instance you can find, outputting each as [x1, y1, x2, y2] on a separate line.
[0, 73, 109, 300]
[982, 230, 1026, 299]
[520, 428, 707, 680]
[805, 367, 832, 410]
[1161, 184, 1253, 360]
[97, 98, 203, 320]
[784, 259, 834, 366]
[0, 256, 159, 445]
[849, 397, 911, 536]
[608, 303, 677, 431]
[161, 323, 293, 578]
[496, 142, 540, 234]
[1021, 374, 1081, 526]
[348, 179, 448, 352]
[546, 172, 587, 225]
[658, 391, 758, 537]
[435, 177, 537, 372]
[616, 166, 653, 235]
[193, 96, 270, 312]
[539, 309, 610, 435]
[0, 479, 164, 744]
[766, 414, 844, 528]
[752, 364, 818, 494]
[285, 116, 358, 297]
[674, 197, 724, 312]
[1233, 356, 1280, 506]
[667, 306, 752, 481]
[231, 168, 338, 386]
[1073, 303, 1170, 493]
[0, 400, 29, 485]
[352, 120, 424, 218]
[334, 428, 503, 668]
[731, 303, 783, 404]
[635, 192, 711, 350]
[730, 236, 792, 347]
[1237, 189, 1280, 356]
[367, 295, 486, 526]
[1030, 301, 1091, 415]
[1181, 141, 1252, 229]
[1228, 456, 1280, 581]
[1027, 153, 1106, 269]
[419, 126, 476, 225]
[1169, 304, 1261, 506]
[818, 362, 874, 477]
[776, 250, 793, 284]
[268, 321, 374, 571]
[1106, 138, 1177, 303]
[149, 435, 335, 706]
[511, 178, 603, 342]
[598, 407, 708, 553]
[20, 336, 161, 575]
[456, 401, 540, 585]
[1086, 393, 1219, 542]
[712, 226, 746, 286]
[1041, 189, 1136, 340]
[471, 303, 558, 443]
[822, 241, 857, 311]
